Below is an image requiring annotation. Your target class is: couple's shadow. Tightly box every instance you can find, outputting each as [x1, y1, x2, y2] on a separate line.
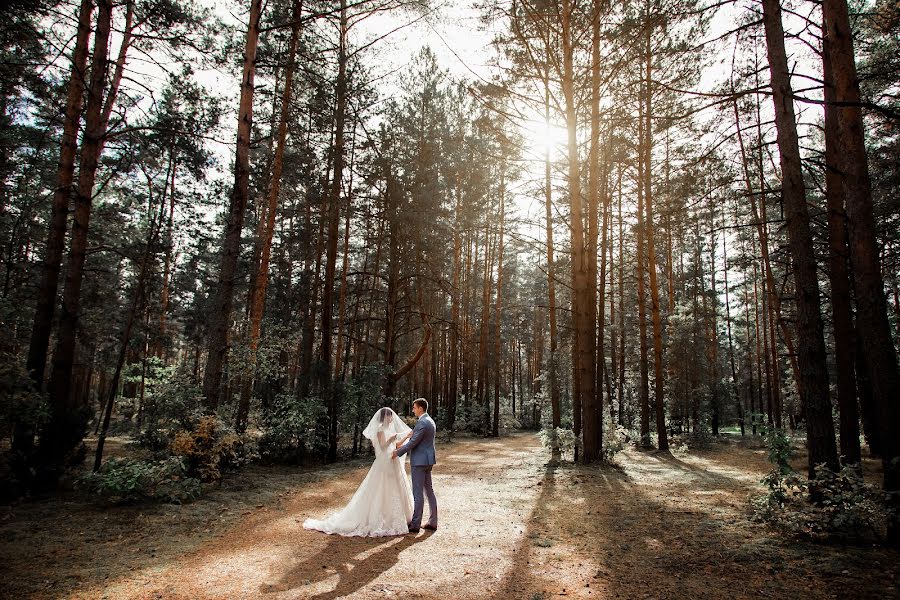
[260, 530, 432, 599]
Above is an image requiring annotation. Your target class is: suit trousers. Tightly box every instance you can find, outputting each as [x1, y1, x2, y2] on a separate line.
[410, 465, 437, 528]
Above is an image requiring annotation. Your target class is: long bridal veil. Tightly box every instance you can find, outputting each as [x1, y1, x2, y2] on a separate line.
[303, 407, 414, 536]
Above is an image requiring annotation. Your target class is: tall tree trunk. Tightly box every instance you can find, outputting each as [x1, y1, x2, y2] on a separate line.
[543, 73, 561, 458]
[321, 0, 348, 461]
[156, 152, 177, 359]
[448, 183, 462, 430]
[561, 0, 595, 460]
[40, 0, 114, 475]
[581, 0, 603, 462]
[723, 229, 744, 435]
[95, 206, 161, 471]
[636, 94, 651, 448]
[821, 23, 861, 466]
[334, 121, 357, 380]
[235, 0, 302, 431]
[823, 0, 900, 538]
[761, 0, 838, 479]
[492, 163, 505, 437]
[17, 0, 93, 461]
[476, 217, 493, 432]
[643, 17, 668, 452]
[617, 170, 626, 428]
[708, 224, 720, 436]
[202, 0, 264, 409]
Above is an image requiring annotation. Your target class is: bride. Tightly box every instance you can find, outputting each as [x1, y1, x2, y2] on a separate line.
[303, 407, 414, 537]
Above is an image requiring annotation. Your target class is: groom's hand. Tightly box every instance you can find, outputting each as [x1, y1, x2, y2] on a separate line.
[391, 450, 398, 460]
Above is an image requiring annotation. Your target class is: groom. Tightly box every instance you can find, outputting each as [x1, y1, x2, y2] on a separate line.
[392, 398, 437, 533]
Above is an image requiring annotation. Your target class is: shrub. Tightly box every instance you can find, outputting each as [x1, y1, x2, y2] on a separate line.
[258, 393, 327, 463]
[137, 369, 206, 450]
[750, 428, 806, 520]
[749, 428, 891, 542]
[78, 457, 201, 504]
[810, 463, 890, 541]
[0, 351, 47, 442]
[602, 420, 628, 462]
[170, 415, 254, 482]
[539, 427, 580, 458]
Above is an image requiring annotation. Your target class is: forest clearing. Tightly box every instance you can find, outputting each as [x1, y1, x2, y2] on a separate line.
[2, 433, 897, 599]
[2, 0, 900, 595]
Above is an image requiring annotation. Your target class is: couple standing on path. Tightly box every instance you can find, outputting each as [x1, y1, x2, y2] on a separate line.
[303, 399, 438, 537]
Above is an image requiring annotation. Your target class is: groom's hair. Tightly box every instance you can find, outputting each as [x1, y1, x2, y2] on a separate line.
[413, 399, 428, 412]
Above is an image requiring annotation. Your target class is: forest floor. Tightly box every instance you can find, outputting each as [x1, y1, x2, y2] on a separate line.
[1, 432, 898, 600]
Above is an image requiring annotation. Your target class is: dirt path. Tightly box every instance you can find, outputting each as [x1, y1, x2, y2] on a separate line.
[2, 433, 897, 599]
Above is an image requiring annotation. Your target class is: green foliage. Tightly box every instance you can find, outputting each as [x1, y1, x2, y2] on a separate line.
[258, 393, 328, 463]
[750, 428, 892, 542]
[539, 427, 580, 458]
[137, 367, 205, 450]
[764, 427, 794, 475]
[454, 400, 491, 434]
[342, 364, 391, 433]
[78, 457, 201, 504]
[0, 299, 47, 442]
[809, 464, 890, 541]
[0, 352, 47, 442]
[602, 416, 627, 462]
[750, 428, 805, 517]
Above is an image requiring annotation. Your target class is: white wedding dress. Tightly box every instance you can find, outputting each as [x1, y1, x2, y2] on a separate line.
[303, 407, 414, 537]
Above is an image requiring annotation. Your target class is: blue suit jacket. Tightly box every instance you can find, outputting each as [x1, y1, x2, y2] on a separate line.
[396, 413, 436, 466]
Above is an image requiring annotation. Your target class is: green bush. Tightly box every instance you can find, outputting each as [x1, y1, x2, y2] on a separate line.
[137, 369, 206, 450]
[78, 457, 201, 504]
[750, 428, 891, 542]
[811, 463, 890, 540]
[258, 393, 328, 463]
[539, 427, 580, 458]
[0, 352, 47, 442]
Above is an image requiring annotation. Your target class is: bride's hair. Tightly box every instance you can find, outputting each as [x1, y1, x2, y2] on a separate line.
[378, 407, 392, 425]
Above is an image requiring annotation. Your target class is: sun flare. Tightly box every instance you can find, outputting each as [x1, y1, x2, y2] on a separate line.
[520, 118, 569, 160]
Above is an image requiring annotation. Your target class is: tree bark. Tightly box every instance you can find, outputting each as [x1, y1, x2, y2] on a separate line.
[581, 0, 603, 462]
[823, 0, 900, 538]
[643, 15, 667, 451]
[321, 0, 348, 461]
[17, 0, 93, 461]
[636, 93, 651, 448]
[202, 0, 264, 409]
[561, 0, 595, 460]
[235, 0, 302, 431]
[542, 73, 561, 458]
[761, 0, 838, 478]
[821, 20, 860, 466]
[492, 162, 505, 437]
[40, 0, 114, 475]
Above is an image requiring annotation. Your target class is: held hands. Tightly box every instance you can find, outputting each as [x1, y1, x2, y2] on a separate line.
[392, 431, 412, 459]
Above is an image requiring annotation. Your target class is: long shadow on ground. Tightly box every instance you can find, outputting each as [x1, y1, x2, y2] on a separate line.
[260, 530, 433, 599]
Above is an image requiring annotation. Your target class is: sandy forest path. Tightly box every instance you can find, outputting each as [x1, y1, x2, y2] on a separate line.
[2, 432, 898, 599]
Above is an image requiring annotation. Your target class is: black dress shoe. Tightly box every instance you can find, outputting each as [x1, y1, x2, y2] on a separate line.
[423, 523, 437, 530]
[408, 526, 420, 533]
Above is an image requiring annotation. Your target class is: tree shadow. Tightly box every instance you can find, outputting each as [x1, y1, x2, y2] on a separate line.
[647, 451, 740, 489]
[497, 459, 566, 596]
[259, 530, 432, 599]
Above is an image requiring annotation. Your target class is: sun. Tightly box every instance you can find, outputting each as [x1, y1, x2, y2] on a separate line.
[519, 117, 569, 161]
